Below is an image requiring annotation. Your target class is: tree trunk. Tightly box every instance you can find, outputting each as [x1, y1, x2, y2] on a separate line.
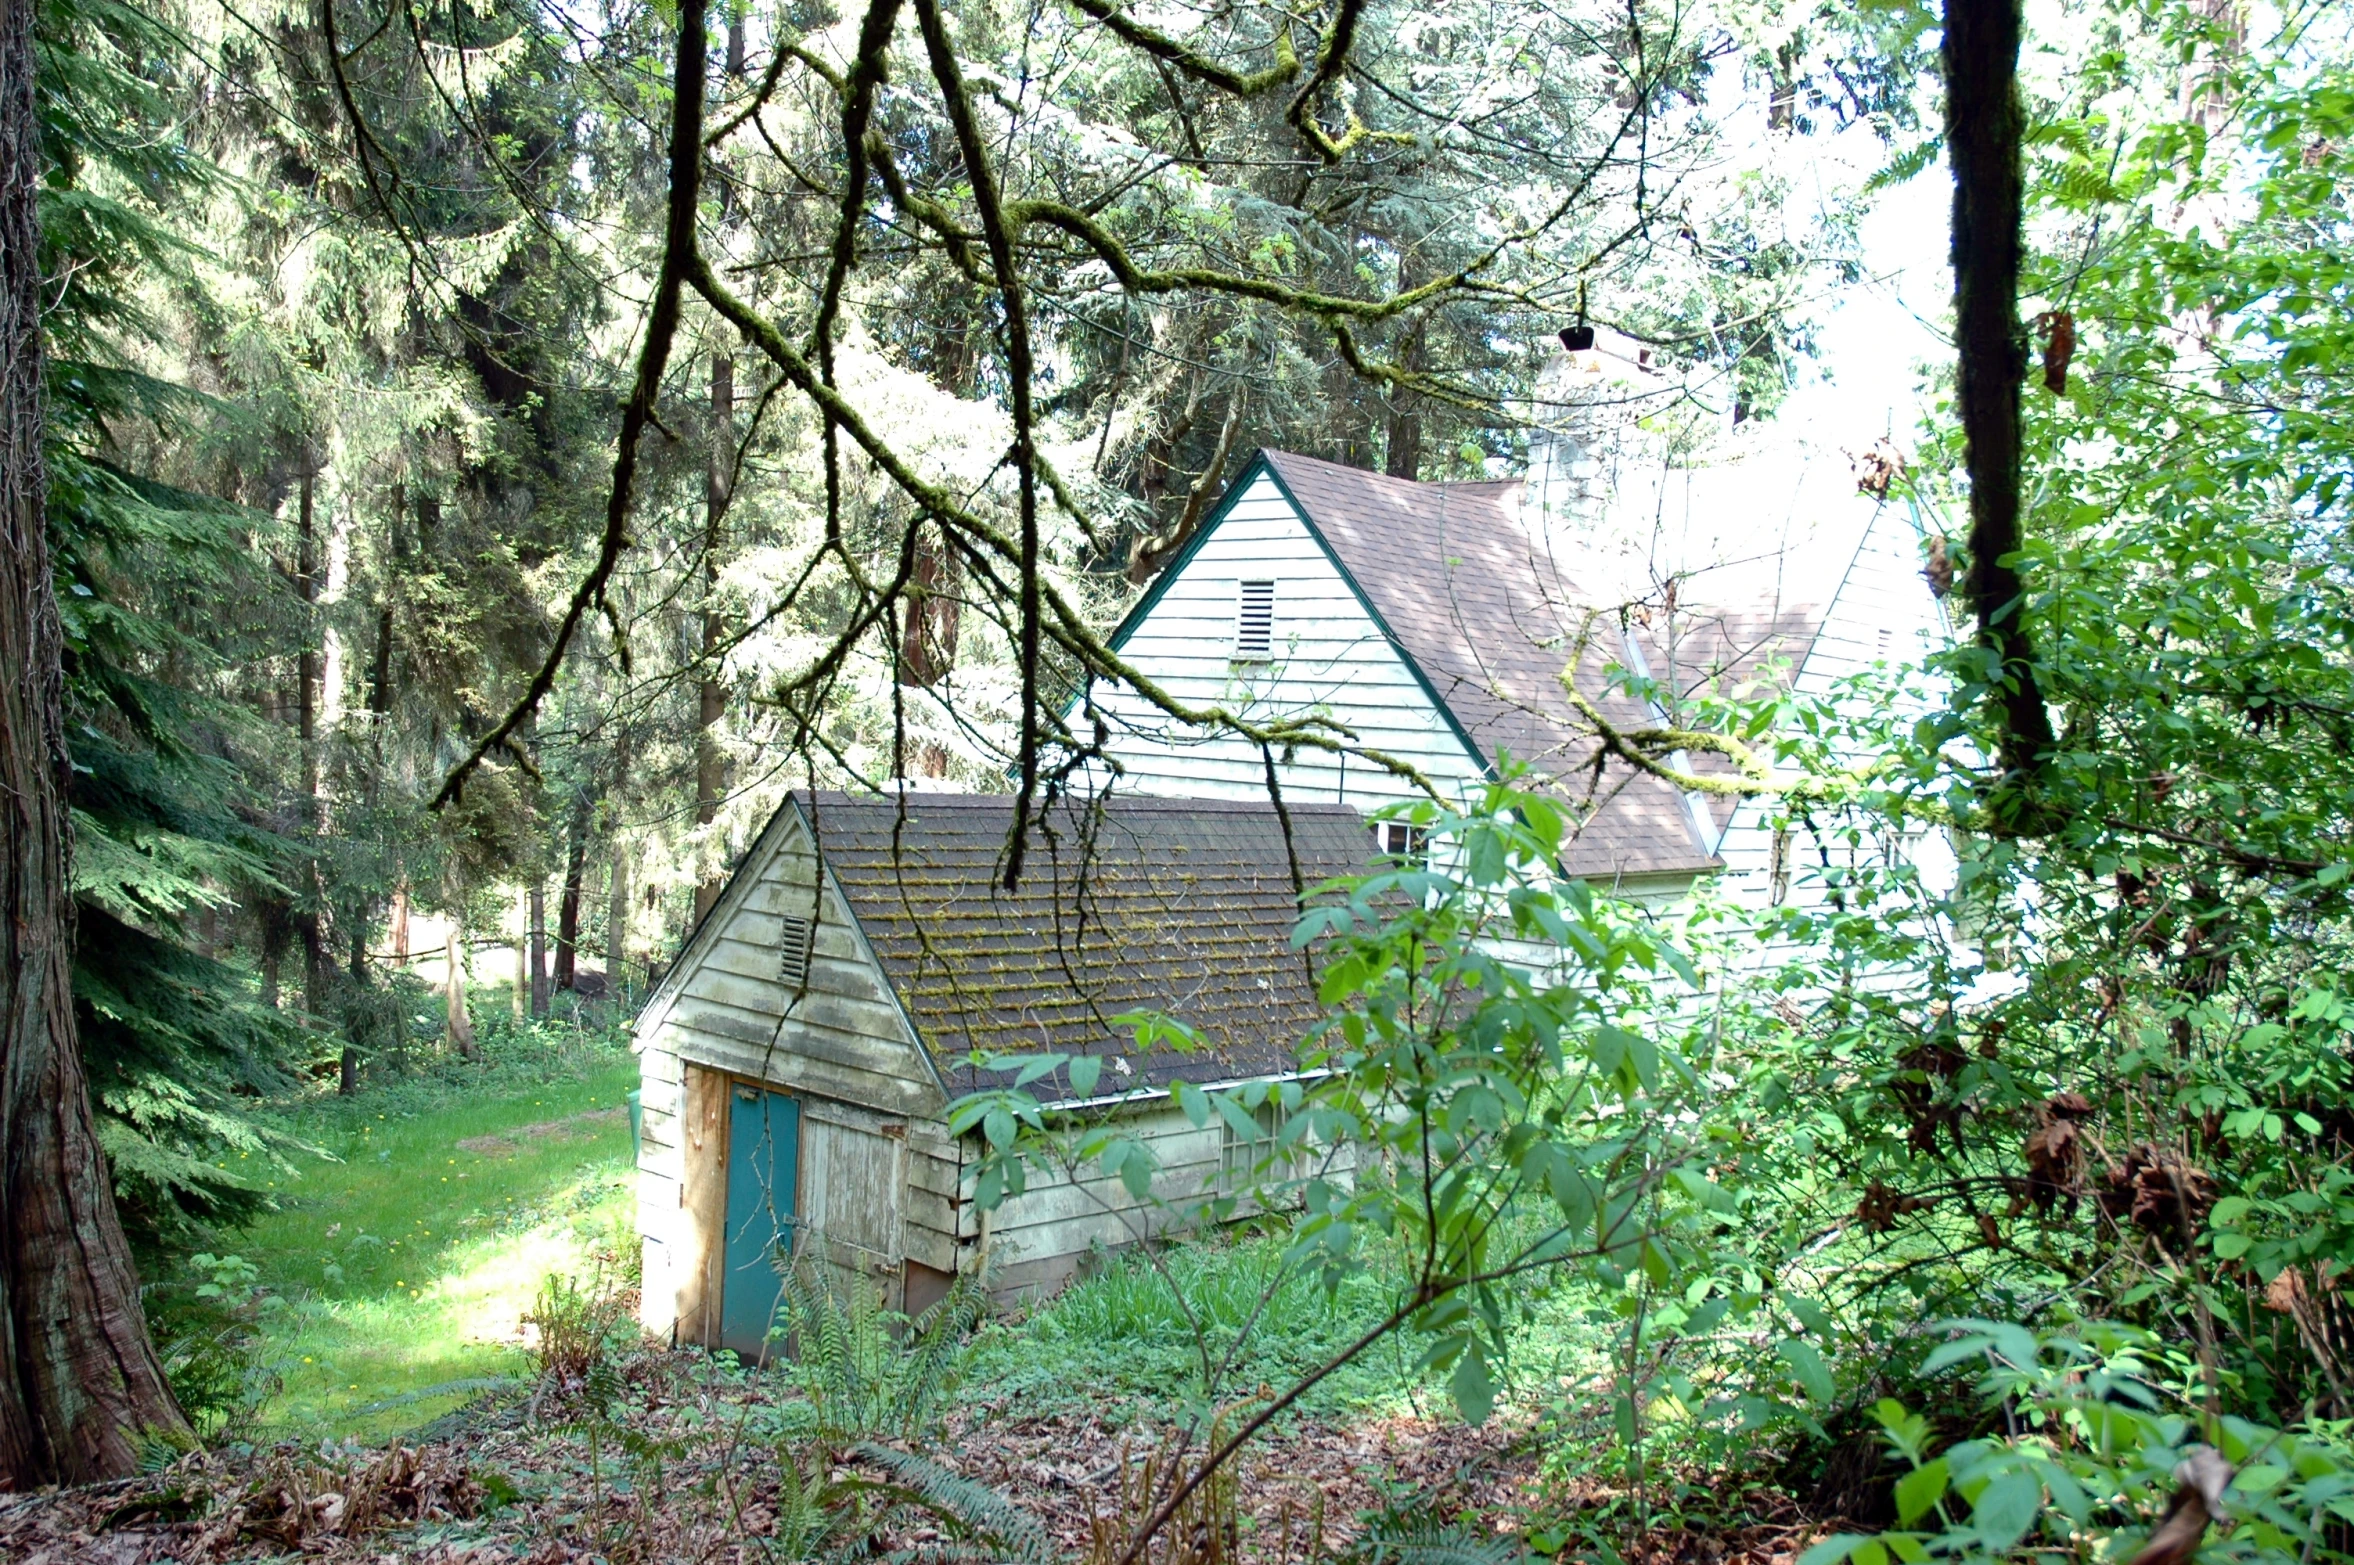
[445, 918, 474, 1058]
[1944, 0, 2056, 800]
[389, 884, 409, 967]
[694, 350, 733, 922]
[258, 897, 290, 1008]
[554, 788, 590, 991]
[528, 882, 549, 1018]
[0, 0, 189, 1477]
[1383, 250, 1428, 480]
[292, 459, 336, 1021]
[1383, 319, 1425, 480]
[606, 834, 632, 999]
[339, 911, 363, 1096]
[512, 887, 527, 1020]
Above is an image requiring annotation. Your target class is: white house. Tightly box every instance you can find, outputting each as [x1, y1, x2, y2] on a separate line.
[1074, 355, 1956, 932]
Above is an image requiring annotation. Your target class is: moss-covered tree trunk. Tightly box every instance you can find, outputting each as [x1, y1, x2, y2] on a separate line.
[1944, 0, 2056, 796]
[0, 0, 187, 1482]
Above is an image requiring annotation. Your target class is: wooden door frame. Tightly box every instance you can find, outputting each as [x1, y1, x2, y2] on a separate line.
[675, 1063, 812, 1349]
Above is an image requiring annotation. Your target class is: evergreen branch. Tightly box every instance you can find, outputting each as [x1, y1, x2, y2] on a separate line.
[704, 39, 791, 148]
[431, 0, 708, 808]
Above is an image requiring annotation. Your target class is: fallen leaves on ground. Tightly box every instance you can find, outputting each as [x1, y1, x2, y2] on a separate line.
[0, 1348, 1832, 1563]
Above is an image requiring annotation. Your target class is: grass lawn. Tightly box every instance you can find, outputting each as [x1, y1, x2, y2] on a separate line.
[222, 1014, 639, 1441]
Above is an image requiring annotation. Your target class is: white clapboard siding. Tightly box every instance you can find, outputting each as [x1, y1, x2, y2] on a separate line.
[1082, 472, 1488, 809]
[1711, 500, 1962, 975]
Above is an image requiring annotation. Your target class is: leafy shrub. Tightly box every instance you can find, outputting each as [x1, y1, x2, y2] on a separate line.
[775, 1257, 986, 1448]
[521, 1268, 634, 1399]
[144, 1251, 282, 1438]
[1808, 1321, 2354, 1565]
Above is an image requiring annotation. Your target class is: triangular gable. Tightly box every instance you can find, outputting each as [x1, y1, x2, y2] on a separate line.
[1099, 450, 1491, 780]
[634, 798, 947, 1104]
[1095, 449, 1720, 879]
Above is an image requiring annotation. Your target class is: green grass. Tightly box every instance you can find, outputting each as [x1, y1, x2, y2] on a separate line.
[206, 1010, 639, 1441]
[964, 1229, 1439, 1423]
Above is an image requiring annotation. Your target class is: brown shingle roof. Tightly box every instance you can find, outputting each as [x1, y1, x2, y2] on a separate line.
[797, 792, 1374, 1098]
[1257, 450, 1720, 880]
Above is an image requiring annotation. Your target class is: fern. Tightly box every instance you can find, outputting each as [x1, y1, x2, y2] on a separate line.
[779, 1257, 986, 1447]
[1353, 1509, 1526, 1565]
[853, 1442, 1054, 1565]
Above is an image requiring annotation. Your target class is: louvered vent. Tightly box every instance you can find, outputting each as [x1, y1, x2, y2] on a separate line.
[1235, 580, 1276, 660]
[777, 914, 814, 991]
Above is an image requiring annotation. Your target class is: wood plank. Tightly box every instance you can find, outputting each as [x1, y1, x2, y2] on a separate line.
[908, 1150, 962, 1199]
[670, 998, 922, 1086]
[905, 1183, 958, 1232]
[802, 1116, 903, 1265]
[902, 1224, 958, 1273]
[672, 1065, 730, 1349]
[682, 1035, 939, 1117]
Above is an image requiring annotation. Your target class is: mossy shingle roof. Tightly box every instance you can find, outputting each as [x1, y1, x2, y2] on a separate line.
[796, 792, 1374, 1097]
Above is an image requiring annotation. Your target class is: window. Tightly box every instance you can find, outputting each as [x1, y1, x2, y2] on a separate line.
[1220, 1099, 1282, 1198]
[776, 913, 815, 991]
[1374, 821, 1429, 863]
[1234, 580, 1276, 660]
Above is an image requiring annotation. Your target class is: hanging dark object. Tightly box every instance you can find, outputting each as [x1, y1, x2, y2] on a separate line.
[1560, 281, 1594, 351]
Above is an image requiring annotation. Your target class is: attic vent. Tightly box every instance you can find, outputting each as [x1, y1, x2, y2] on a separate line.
[1234, 580, 1275, 661]
[776, 914, 815, 991]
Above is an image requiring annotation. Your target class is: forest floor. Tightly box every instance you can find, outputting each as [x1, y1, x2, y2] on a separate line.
[3, 1025, 1839, 1562]
[0, 1351, 1829, 1564]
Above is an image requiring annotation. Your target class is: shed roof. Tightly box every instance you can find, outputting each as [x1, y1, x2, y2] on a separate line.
[795, 791, 1374, 1098]
[1255, 450, 1741, 879]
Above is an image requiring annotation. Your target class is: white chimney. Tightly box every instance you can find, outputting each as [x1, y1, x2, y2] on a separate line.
[1520, 332, 1673, 604]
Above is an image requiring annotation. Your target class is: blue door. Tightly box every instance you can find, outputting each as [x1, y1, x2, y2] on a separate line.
[721, 1084, 799, 1360]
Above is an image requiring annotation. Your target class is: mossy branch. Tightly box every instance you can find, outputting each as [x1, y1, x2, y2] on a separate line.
[1059, 0, 1300, 97]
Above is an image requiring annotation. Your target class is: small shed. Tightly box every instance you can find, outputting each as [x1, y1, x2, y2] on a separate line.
[632, 791, 1375, 1356]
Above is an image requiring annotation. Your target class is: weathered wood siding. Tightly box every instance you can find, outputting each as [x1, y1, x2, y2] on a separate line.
[1083, 472, 1489, 809]
[972, 1099, 1353, 1299]
[637, 802, 952, 1338]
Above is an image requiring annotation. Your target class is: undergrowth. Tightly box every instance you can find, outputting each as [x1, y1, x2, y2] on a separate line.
[964, 1230, 1435, 1423]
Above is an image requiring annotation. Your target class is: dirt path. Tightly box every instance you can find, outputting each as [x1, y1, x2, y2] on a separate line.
[453, 1107, 625, 1158]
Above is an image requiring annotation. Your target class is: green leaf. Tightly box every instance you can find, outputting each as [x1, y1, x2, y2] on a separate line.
[1895, 1459, 1949, 1526]
[1065, 1055, 1103, 1098]
[1778, 1338, 1834, 1404]
[1449, 1343, 1496, 1425]
[1173, 1080, 1209, 1127]
[1972, 1471, 2041, 1550]
[1797, 1534, 1870, 1565]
